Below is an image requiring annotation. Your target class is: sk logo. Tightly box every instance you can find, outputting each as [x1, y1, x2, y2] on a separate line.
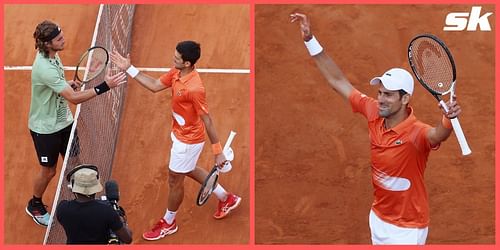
[444, 6, 493, 31]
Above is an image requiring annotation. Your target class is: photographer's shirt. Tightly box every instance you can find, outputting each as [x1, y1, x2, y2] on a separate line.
[56, 199, 122, 244]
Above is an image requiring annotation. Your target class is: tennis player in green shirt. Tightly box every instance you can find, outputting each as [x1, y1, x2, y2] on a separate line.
[26, 20, 126, 226]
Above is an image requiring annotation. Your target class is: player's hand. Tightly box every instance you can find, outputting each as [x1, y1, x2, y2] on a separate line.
[110, 50, 131, 71]
[439, 94, 461, 118]
[68, 80, 82, 91]
[215, 153, 227, 168]
[104, 71, 127, 88]
[290, 12, 313, 41]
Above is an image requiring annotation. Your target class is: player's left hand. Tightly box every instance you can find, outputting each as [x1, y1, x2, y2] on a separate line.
[439, 94, 462, 118]
[105, 71, 127, 88]
[215, 153, 227, 168]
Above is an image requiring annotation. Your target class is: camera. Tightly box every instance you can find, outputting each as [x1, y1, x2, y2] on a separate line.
[103, 180, 127, 244]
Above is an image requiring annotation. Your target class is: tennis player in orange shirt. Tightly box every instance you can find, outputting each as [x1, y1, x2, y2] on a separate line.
[111, 41, 241, 241]
[291, 13, 462, 245]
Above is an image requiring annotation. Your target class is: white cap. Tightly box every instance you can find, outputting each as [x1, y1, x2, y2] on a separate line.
[370, 68, 414, 95]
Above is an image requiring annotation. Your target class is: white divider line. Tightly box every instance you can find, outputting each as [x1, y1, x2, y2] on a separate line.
[4, 65, 250, 74]
[137, 67, 250, 74]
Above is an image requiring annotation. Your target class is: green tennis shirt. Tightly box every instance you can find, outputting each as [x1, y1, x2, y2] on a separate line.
[29, 52, 73, 134]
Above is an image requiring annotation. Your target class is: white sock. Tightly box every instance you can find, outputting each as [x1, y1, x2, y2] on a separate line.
[213, 184, 228, 201]
[163, 209, 177, 224]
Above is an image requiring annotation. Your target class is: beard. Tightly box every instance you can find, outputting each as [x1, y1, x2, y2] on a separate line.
[50, 45, 64, 52]
[378, 104, 403, 118]
[378, 109, 391, 118]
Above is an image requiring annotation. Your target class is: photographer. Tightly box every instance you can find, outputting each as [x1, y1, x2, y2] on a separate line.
[56, 164, 132, 244]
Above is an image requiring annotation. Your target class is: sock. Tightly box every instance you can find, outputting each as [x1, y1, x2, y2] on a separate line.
[163, 209, 177, 224]
[213, 184, 228, 201]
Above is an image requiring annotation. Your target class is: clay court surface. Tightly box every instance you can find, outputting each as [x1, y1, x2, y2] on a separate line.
[4, 4, 249, 244]
[255, 5, 495, 244]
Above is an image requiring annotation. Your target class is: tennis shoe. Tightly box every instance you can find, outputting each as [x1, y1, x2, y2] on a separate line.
[213, 193, 241, 219]
[25, 198, 50, 227]
[142, 218, 178, 241]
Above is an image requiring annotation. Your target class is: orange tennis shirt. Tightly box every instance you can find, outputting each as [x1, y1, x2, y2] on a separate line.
[160, 68, 208, 144]
[349, 89, 439, 228]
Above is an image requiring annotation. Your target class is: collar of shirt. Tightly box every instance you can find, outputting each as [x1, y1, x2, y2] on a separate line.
[173, 68, 197, 85]
[46, 53, 63, 69]
[383, 106, 417, 135]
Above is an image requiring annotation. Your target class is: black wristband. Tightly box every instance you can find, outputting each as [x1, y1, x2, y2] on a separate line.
[94, 81, 110, 95]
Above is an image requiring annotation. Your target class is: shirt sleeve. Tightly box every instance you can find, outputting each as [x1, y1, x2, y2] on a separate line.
[348, 89, 379, 121]
[159, 69, 178, 88]
[39, 65, 68, 94]
[190, 87, 209, 116]
[410, 122, 440, 152]
[55, 200, 68, 222]
[107, 206, 124, 231]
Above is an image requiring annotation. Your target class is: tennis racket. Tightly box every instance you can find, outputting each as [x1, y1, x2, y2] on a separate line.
[408, 34, 471, 155]
[196, 131, 237, 206]
[73, 46, 109, 86]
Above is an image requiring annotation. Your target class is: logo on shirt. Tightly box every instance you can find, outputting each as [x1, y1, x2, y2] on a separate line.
[176, 89, 186, 96]
[395, 139, 403, 145]
[41, 156, 48, 163]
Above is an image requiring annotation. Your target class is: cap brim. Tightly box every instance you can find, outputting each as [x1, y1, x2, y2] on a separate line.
[370, 76, 400, 92]
[370, 77, 382, 86]
[72, 183, 103, 195]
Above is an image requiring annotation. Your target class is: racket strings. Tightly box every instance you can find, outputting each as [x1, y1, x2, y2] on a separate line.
[86, 48, 108, 80]
[206, 172, 218, 190]
[410, 38, 454, 94]
[76, 48, 108, 82]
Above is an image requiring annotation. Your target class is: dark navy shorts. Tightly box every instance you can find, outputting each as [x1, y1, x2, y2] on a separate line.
[30, 124, 80, 167]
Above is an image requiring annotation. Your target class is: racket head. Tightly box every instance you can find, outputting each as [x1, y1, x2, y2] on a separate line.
[407, 34, 457, 97]
[196, 165, 219, 206]
[74, 46, 109, 83]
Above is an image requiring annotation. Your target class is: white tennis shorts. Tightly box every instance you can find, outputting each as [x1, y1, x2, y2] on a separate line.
[168, 132, 205, 173]
[369, 209, 428, 245]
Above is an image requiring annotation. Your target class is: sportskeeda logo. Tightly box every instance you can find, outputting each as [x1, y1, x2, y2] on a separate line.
[444, 6, 493, 31]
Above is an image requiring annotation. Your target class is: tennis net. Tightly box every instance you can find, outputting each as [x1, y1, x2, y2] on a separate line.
[43, 4, 136, 244]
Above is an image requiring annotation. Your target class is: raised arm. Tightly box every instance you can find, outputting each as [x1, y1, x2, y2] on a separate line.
[290, 13, 355, 101]
[427, 96, 460, 146]
[110, 50, 167, 93]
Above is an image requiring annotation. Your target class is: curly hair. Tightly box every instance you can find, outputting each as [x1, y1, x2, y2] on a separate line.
[33, 20, 60, 58]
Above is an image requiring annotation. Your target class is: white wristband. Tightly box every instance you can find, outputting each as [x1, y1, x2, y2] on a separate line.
[126, 65, 139, 78]
[304, 36, 323, 56]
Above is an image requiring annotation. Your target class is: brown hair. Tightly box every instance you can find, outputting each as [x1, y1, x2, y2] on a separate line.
[33, 20, 60, 58]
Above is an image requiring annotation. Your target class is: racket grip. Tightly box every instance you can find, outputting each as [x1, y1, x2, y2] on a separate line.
[223, 131, 237, 151]
[450, 117, 472, 156]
